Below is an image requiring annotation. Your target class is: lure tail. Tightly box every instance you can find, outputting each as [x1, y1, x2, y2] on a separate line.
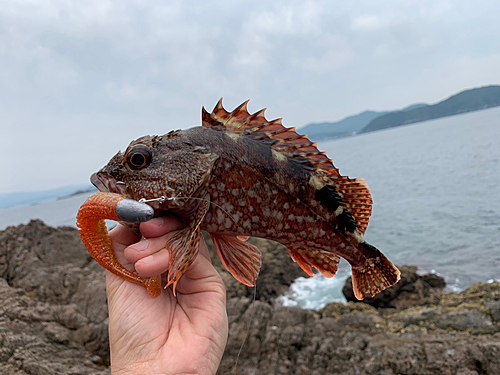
[76, 192, 161, 298]
[351, 242, 400, 300]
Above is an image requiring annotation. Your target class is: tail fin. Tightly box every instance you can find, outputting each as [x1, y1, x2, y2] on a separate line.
[351, 247, 400, 300]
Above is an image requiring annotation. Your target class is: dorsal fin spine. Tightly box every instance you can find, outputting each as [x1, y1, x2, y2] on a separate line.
[258, 127, 291, 140]
[202, 99, 363, 211]
[305, 160, 333, 166]
[280, 140, 315, 152]
[215, 98, 224, 111]
[234, 120, 249, 131]
[235, 100, 250, 113]
[254, 108, 267, 118]
[246, 123, 270, 135]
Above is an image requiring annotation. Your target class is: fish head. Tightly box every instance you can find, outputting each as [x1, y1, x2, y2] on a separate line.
[91, 132, 184, 208]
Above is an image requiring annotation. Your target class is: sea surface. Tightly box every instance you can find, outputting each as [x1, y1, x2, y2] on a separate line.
[2, 107, 499, 309]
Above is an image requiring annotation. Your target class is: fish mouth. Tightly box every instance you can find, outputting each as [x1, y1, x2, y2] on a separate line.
[91, 171, 164, 212]
[91, 172, 146, 235]
[91, 172, 130, 198]
[90, 171, 171, 236]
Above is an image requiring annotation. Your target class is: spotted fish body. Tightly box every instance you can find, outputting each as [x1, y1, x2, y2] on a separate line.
[91, 100, 400, 299]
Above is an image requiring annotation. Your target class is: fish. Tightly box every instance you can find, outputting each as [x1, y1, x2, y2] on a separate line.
[89, 99, 400, 299]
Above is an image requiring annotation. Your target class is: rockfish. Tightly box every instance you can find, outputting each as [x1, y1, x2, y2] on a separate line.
[89, 100, 400, 299]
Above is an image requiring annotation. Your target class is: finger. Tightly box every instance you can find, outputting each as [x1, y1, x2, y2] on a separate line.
[132, 232, 212, 278]
[123, 234, 171, 264]
[107, 224, 142, 272]
[109, 224, 142, 254]
[134, 247, 171, 278]
[139, 214, 185, 238]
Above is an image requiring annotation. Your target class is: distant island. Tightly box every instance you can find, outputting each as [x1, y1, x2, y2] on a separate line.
[301, 85, 500, 141]
[0, 184, 95, 210]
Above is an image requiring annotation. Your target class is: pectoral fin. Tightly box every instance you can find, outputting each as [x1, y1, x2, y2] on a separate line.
[287, 246, 340, 278]
[210, 234, 262, 286]
[165, 198, 210, 295]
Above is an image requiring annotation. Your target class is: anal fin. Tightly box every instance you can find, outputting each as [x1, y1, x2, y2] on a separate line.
[210, 234, 262, 286]
[287, 246, 340, 278]
[351, 242, 401, 300]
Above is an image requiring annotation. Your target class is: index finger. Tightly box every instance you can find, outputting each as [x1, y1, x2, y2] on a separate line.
[109, 223, 142, 253]
[141, 215, 212, 263]
[139, 214, 185, 238]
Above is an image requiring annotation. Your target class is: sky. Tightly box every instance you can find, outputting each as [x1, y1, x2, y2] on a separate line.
[2, 0, 500, 193]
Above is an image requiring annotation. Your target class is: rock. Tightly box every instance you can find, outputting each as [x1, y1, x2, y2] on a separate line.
[2, 220, 500, 375]
[433, 308, 493, 332]
[342, 265, 446, 309]
[0, 220, 109, 374]
[485, 300, 500, 322]
[218, 286, 500, 374]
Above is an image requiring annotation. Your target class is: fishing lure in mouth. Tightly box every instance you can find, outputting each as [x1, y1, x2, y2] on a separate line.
[78, 99, 400, 299]
[76, 192, 161, 297]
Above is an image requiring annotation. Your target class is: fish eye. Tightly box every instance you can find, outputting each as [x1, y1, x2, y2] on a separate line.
[126, 145, 152, 170]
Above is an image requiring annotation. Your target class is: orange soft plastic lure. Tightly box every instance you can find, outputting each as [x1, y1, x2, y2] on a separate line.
[76, 192, 161, 297]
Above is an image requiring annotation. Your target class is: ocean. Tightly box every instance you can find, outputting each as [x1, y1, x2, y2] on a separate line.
[2, 106, 499, 309]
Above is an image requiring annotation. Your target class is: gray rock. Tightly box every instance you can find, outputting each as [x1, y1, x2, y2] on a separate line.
[2, 220, 500, 375]
[0, 220, 109, 374]
[432, 308, 493, 331]
[484, 300, 500, 322]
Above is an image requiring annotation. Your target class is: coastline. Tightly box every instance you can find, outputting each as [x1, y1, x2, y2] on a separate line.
[1, 220, 499, 374]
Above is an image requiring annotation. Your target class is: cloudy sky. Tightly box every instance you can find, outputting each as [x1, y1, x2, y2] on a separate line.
[2, 0, 499, 193]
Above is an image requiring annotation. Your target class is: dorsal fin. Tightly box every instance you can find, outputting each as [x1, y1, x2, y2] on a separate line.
[202, 99, 373, 234]
[202, 99, 340, 176]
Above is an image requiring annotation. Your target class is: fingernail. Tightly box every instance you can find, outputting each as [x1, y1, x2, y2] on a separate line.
[134, 239, 149, 251]
[141, 255, 154, 264]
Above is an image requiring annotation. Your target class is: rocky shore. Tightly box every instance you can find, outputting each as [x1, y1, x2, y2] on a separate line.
[1, 220, 500, 374]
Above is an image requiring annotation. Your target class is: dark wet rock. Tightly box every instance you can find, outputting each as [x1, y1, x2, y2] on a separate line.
[342, 265, 446, 309]
[485, 300, 500, 322]
[2, 220, 500, 375]
[433, 308, 493, 331]
[219, 289, 500, 375]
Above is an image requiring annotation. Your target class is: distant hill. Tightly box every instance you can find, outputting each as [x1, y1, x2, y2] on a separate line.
[300, 103, 428, 142]
[361, 85, 500, 133]
[300, 111, 387, 142]
[0, 184, 95, 210]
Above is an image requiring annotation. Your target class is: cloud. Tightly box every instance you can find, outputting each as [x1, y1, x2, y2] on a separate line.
[351, 11, 408, 32]
[1, 0, 500, 192]
[419, 0, 452, 18]
[351, 14, 383, 32]
[292, 35, 354, 73]
[245, 2, 322, 36]
[231, 1, 322, 71]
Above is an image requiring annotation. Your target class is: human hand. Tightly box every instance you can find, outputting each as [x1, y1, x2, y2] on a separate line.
[107, 215, 228, 375]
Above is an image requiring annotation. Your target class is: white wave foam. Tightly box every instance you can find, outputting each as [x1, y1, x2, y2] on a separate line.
[277, 263, 350, 310]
